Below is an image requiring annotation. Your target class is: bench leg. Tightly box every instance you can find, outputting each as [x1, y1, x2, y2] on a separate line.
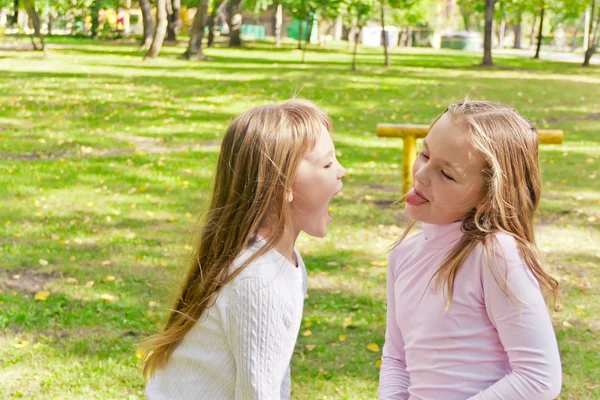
[402, 135, 416, 199]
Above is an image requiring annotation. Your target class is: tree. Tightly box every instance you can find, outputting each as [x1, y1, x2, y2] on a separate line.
[348, 0, 375, 70]
[182, 0, 210, 59]
[139, 0, 155, 49]
[534, 1, 545, 58]
[144, 0, 168, 59]
[483, 0, 496, 65]
[23, 0, 47, 55]
[207, 0, 227, 47]
[227, 0, 244, 46]
[584, 0, 600, 66]
[167, 0, 181, 41]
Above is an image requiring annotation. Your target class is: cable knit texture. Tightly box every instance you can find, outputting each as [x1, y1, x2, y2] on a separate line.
[146, 239, 307, 400]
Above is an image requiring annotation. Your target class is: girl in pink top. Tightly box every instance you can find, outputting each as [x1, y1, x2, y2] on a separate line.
[379, 101, 562, 400]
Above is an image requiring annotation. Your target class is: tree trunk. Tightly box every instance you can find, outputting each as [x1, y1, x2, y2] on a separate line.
[10, 0, 19, 26]
[534, 6, 545, 59]
[583, 14, 599, 66]
[274, 3, 282, 48]
[183, 0, 210, 60]
[167, 0, 181, 41]
[48, 13, 53, 36]
[23, 0, 46, 55]
[298, 19, 303, 49]
[482, 0, 495, 66]
[583, 0, 597, 66]
[513, 12, 522, 49]
[139, 0, 155, 49]
[227, 0, 243, 47]
[144, 0, 168, 60]
[207, 0, 226, 48]
[352, 25, 363, 71]
[302, 14, 314, 63]
[529, 15, 537, 48]
[498, 19, 505, 49]
[380, 0, 390, 67]
[91, 0, 100, 38]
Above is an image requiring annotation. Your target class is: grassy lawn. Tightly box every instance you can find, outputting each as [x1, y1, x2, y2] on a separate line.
[0, 38, 599, 399]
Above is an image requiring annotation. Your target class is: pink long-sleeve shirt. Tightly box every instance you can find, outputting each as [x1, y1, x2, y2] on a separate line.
[379, 221, 562, 400]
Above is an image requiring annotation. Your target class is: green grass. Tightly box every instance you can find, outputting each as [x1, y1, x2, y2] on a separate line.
[1, 37, 599, 399]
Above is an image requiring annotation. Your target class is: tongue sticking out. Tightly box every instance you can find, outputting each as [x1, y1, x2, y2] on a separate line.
[405, 188, 429, 206]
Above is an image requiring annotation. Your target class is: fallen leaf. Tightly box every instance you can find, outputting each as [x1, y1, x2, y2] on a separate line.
[85, 280, 95, 287]
[105, 275, 116, 282]
[305, 344, 316, 351]
[34, 291, 50, 301]
[302, 330, 312, 337]
[66, 277, 78, 284]
[12, 275, 20, 280]
[367, 343, 380, 352]
[305, 321, 313, 327]
[100, 294, 115, 302]
[562, 320, 573, 328]
[13, 339, 30, 349]
[39, 259, 49, 266]
[339, 335, 347, 341]
[342, 316, 353, 329]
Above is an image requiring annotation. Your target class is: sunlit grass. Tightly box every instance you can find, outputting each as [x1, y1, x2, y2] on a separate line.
[1, 37, 599, 399]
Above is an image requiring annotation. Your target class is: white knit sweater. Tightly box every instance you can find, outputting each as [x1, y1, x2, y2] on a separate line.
[146, 239, 308, 400]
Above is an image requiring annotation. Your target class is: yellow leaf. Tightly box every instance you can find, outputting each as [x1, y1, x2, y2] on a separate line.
[562, 320, 573, 328]
[85, 280, 95, 288]
[342, 316, 353, 328]
[39, 259, 49, 266]
[302, 330, 312, 337]
[367, 343, 380, 352]
[70, 256, 77, 261]
[13, 339, 30, 349]
[34, 291, 50, 301]
[105, 275, 116, 282]
[66, 277, 78, 284]
[139, 185, 149, 192]
[305, 321, 313, 327]
[305, 344, 316, 351]
[148, 301, 158, 308]
[12, 275, 20, 280]
[136, 348, 145, 359]
[161, 260, 168, 267]
[339, 335, 347, 341]
[100, 294, 115, 302]
[376, 359, 383, 368]
[101, 260, 111, 266]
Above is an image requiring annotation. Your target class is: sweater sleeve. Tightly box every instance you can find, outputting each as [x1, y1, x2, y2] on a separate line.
[225, 276, 294, 400]
[378, 248, 411, 400]
[468, 234, 562, 400]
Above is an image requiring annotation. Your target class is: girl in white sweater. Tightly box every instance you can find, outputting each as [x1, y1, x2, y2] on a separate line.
[143, 99, 346, 400]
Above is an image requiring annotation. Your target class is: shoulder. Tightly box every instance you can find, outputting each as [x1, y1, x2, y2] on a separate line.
[475, 231, 524, 267]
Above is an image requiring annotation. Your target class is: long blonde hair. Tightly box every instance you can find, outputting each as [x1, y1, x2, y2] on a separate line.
[395, 101, 558, 307]
[142, 99, 331, 378]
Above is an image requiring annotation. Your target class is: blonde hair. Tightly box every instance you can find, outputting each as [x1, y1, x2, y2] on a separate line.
[141, 99, 331, 378]
[395, 100, 558, 307]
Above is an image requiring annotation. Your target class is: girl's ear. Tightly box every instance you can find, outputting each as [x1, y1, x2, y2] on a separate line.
[286, 191, 294, 203]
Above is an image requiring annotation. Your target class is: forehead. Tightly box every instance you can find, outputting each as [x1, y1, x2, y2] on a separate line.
[425, 113, 484, 170]
[304, 125, 333, 160]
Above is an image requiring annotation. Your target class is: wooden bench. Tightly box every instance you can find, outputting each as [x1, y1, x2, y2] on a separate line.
[376, 123, 564, 197]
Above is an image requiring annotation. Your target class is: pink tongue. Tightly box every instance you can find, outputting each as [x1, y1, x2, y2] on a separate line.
[406, 188, 428, 206]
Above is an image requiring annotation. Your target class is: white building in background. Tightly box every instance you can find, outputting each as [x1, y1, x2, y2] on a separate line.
[360, 25, 399, 47]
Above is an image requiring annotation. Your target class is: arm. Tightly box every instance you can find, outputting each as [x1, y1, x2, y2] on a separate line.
[378, 250, 411, 400]
[226, 276, 294, 400]
[468, 236, 562, 400]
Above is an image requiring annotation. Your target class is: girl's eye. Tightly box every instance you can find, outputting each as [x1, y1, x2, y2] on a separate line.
[324, 162, 333, 169]
[419, 151, 429, 159]
[441, 170, 455, 181]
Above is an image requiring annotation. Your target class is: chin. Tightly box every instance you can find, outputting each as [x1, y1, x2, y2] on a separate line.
[305, 225, 328, 238]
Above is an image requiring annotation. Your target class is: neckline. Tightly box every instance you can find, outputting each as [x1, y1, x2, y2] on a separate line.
[420, 220, 465, 248]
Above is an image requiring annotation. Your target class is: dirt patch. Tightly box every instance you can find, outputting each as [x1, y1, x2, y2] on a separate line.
[0, 270, 57, 294]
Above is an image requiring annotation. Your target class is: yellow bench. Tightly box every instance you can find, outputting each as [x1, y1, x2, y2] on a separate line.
[376, 123, 564, 197]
